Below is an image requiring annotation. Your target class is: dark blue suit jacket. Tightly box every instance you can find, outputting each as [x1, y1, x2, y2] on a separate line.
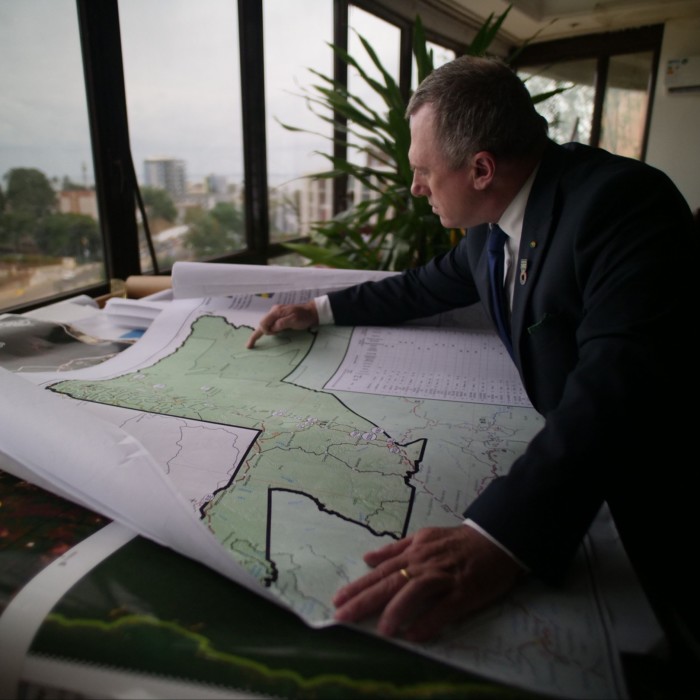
[328, 141, 698, 620]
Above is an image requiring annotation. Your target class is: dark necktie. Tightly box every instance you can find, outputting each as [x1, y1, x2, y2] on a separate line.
[487, 224, 513, 358]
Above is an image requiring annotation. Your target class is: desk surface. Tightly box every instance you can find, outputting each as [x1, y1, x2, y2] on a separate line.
[0, 290, 690, 699]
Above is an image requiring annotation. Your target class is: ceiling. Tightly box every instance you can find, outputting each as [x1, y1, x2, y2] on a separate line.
[424, 0, 700, 42]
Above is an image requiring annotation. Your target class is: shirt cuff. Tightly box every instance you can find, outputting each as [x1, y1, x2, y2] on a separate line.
[314, 295, 334, 325]
[463, 518, 530, 571]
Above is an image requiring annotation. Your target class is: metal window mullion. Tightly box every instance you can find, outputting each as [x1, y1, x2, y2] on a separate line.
[238, 0, 269, 262]
[76, 0, 141, 280]
[589, 55, 609, 148]
[333, 0, 350, 216]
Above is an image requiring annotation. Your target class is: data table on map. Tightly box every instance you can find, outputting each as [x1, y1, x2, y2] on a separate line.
[324, 325, 531, 407]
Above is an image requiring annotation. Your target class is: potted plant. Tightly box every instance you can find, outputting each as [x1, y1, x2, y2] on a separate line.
[283, 8, 557, 271]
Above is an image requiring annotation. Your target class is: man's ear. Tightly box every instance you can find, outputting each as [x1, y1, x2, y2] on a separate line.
[470, 151, 496, 190]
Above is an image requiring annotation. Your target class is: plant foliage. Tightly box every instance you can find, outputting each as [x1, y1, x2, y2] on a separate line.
[284, 7, 547, 271]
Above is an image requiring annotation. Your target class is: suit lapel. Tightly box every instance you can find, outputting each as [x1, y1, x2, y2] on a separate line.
[510, 143, 568, 360]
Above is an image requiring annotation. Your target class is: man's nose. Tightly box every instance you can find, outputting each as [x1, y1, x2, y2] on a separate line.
[411, 175, 426, 198]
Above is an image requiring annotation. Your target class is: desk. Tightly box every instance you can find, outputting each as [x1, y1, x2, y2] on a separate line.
[0, 272, 688, 699]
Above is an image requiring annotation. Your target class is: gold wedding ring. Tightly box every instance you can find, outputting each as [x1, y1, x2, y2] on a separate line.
[399, 567, 411, 581]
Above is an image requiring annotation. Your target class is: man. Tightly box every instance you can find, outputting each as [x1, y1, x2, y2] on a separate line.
[247, 56, 698, 660]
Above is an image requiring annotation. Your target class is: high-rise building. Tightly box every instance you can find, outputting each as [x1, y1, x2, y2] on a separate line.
[143, 157, 187, 202]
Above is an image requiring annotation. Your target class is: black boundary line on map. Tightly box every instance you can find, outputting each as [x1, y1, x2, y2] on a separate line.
[261, 321, 429, 587]
[46, 314, 430, 589]
[262, 448, 423, 588]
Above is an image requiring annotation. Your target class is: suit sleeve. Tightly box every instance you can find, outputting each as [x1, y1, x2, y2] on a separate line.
[327, 236, 482, 325]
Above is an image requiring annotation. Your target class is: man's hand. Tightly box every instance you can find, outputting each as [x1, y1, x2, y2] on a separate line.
[332, 525, 525, 642]
[246, 301, 319, 349]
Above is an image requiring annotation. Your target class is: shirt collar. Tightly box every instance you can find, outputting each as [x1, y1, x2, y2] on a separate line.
[496, 163, 540, 241]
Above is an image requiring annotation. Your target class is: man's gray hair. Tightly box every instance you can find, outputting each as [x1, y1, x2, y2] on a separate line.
[406, 56, 548, 169]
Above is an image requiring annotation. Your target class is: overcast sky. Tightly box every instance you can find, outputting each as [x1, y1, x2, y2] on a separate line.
[0, 0, 402, 189]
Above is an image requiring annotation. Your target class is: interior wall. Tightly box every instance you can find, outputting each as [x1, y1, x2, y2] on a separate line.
[646, 18, 700, 213]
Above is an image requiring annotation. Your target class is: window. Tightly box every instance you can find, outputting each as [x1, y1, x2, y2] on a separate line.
[1, 3, 666, 315]
[0, 1, 466, 314]
[600, 52, 655, 158]
[520, 60, 596, 144]
[263, 0, 333, 246]
[412, 41, 456, 89]
[348, 6, 401, 96]
[0, 0, 105, 311]
[346, 6, 401, 208]
[119, 0, 244, 271]
[513, 25, 662, 161]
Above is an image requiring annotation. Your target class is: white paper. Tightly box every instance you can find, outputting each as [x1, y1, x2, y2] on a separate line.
[0, 293, 631, 699]
[171, 260, 398, 298]
[103, 297, 171, 328]
[0, 367, 277, 606]
[325, 325, 531, 406]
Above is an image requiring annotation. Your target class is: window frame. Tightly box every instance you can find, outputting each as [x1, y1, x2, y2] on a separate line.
[510, 24, 663, 160]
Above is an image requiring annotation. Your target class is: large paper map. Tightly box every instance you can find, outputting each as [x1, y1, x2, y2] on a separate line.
[4, 294, 627, 699]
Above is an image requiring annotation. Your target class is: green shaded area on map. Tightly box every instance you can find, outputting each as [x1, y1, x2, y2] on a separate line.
[49, 315, 425, 587]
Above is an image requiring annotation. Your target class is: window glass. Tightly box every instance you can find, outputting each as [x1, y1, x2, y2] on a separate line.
[263, 0, 333, 243]
[0, 0, 104, 311]
[428, 41, 456, 69]
[412, 41, 456, 89]
[346, 6, 401, 207]
[348, 6, 401, 104]
[519, 60, 597, 145]
[600, 52, 653, 158]
[119, 0, 243, 272]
